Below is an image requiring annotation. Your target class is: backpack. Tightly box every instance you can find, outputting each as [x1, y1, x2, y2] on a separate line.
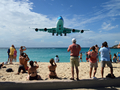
[6, 68, 13, 72]
[106, 73, 115, 78]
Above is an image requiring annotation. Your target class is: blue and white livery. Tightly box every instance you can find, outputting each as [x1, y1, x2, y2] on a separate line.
[34, 16, 89, 36]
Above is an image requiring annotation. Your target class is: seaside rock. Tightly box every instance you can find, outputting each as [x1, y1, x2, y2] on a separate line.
[110, 44, 118, 49]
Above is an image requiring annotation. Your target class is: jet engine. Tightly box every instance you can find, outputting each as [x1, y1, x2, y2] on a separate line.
[35, 28, 38, 32]
[81, 30, 84, 33]
[44, 28, 47, 31]
[72, 29, 75, 32]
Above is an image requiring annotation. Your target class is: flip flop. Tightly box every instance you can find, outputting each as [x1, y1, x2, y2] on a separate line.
[70, 78, 74, 80]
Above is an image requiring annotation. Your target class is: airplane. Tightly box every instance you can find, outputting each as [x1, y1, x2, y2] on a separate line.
[34, 16, 89, 36]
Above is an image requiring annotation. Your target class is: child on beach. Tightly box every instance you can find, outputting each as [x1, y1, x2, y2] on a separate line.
[88, 46, 98, 79]
[13, 48, 17, 62]
[79, 53, 83, 62]
[48, 58, 58, 79]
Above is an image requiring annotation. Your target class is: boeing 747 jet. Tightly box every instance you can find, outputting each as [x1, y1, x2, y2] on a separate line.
[34, 16, 89, 36]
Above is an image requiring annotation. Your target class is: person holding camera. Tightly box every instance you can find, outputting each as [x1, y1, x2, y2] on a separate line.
[19, 46, 26, 56]
[16, 53, 29, 74]
[48, 58, 58, 79]
[88, 46, 98, 79]
[24, 53, 30, 70]
[27, 61, 41, 80]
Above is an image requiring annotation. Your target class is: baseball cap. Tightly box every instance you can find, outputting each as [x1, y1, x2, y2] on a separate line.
[72, 38, 76, 43]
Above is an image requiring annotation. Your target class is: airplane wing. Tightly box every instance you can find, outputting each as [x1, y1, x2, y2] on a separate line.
[34, 28, 56, 33]
[63, 27, 89, 33]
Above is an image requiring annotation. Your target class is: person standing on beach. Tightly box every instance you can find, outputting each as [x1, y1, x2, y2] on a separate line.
[95, 44, 99, 62]
[67, 38, 81, 80]
[13, 47, 17, 62]
[19, 46, 26, 56]
[79, 53, 83, 62]
[9, 45, 15, 64]
[99, 41, 114, 78]
[7, 48, 10, 62]
[88, 46, 98, 79]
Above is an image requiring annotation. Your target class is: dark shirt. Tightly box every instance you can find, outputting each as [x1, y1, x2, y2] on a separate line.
[8, 49, 10, 55]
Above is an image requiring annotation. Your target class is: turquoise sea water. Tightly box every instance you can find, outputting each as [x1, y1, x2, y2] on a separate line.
[0, 48, 120, 63]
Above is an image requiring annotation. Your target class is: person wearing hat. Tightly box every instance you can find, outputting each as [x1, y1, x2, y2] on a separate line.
[67, 38, 81, 80]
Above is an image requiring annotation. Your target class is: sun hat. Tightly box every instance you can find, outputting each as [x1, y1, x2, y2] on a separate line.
[72, 38, 76, 43]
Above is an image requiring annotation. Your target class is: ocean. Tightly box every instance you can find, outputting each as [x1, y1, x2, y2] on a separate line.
[0, 48, 120, 63]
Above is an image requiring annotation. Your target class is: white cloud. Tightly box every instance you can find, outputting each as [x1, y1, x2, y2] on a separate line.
[0, 0, 120, 47]
[102, 22, 118, 30]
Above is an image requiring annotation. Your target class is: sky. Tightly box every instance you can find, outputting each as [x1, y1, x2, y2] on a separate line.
[0, 0, 120, 47]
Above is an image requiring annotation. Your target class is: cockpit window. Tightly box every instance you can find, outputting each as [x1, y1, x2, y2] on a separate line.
[57, 16, 63, 21]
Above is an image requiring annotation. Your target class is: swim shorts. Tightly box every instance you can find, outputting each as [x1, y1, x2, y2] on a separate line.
[70, 56, 79, 67]
[101, 61, 112, 68]
[89, 62, 98, 68]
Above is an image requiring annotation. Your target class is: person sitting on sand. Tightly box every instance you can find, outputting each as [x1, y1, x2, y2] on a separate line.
[16, 53, 29, 74]
[27, 61, 41, 80]
[19, 46, 26, 56]
[48, 58, 58, 79]
[54, 55, 59, 63]
[88, 46, 98, 79]
[0, 62, 4, 69]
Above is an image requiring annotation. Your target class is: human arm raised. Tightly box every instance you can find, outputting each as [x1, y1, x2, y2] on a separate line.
[34, 61, 39, 68]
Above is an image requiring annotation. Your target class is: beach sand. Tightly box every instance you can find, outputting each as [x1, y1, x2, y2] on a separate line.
[0, 62, 120, 90]
[0, 62, 120, 81]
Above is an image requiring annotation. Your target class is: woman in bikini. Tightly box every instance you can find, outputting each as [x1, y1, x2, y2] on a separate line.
[27, 61, 41, 80]
[48, 58, 57, 79]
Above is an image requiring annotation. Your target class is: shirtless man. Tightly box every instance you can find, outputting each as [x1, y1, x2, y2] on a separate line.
[27, 61, 41, 80]
[95, 45, 99, 62]
[24, 53, 29, 70]
[16, 53, 29, 74]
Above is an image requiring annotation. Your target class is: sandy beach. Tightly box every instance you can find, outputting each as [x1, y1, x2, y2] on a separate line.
[0, 62, 120, 81]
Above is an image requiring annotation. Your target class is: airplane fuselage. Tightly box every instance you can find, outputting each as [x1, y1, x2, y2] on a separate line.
[56, 16, 64, 34]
